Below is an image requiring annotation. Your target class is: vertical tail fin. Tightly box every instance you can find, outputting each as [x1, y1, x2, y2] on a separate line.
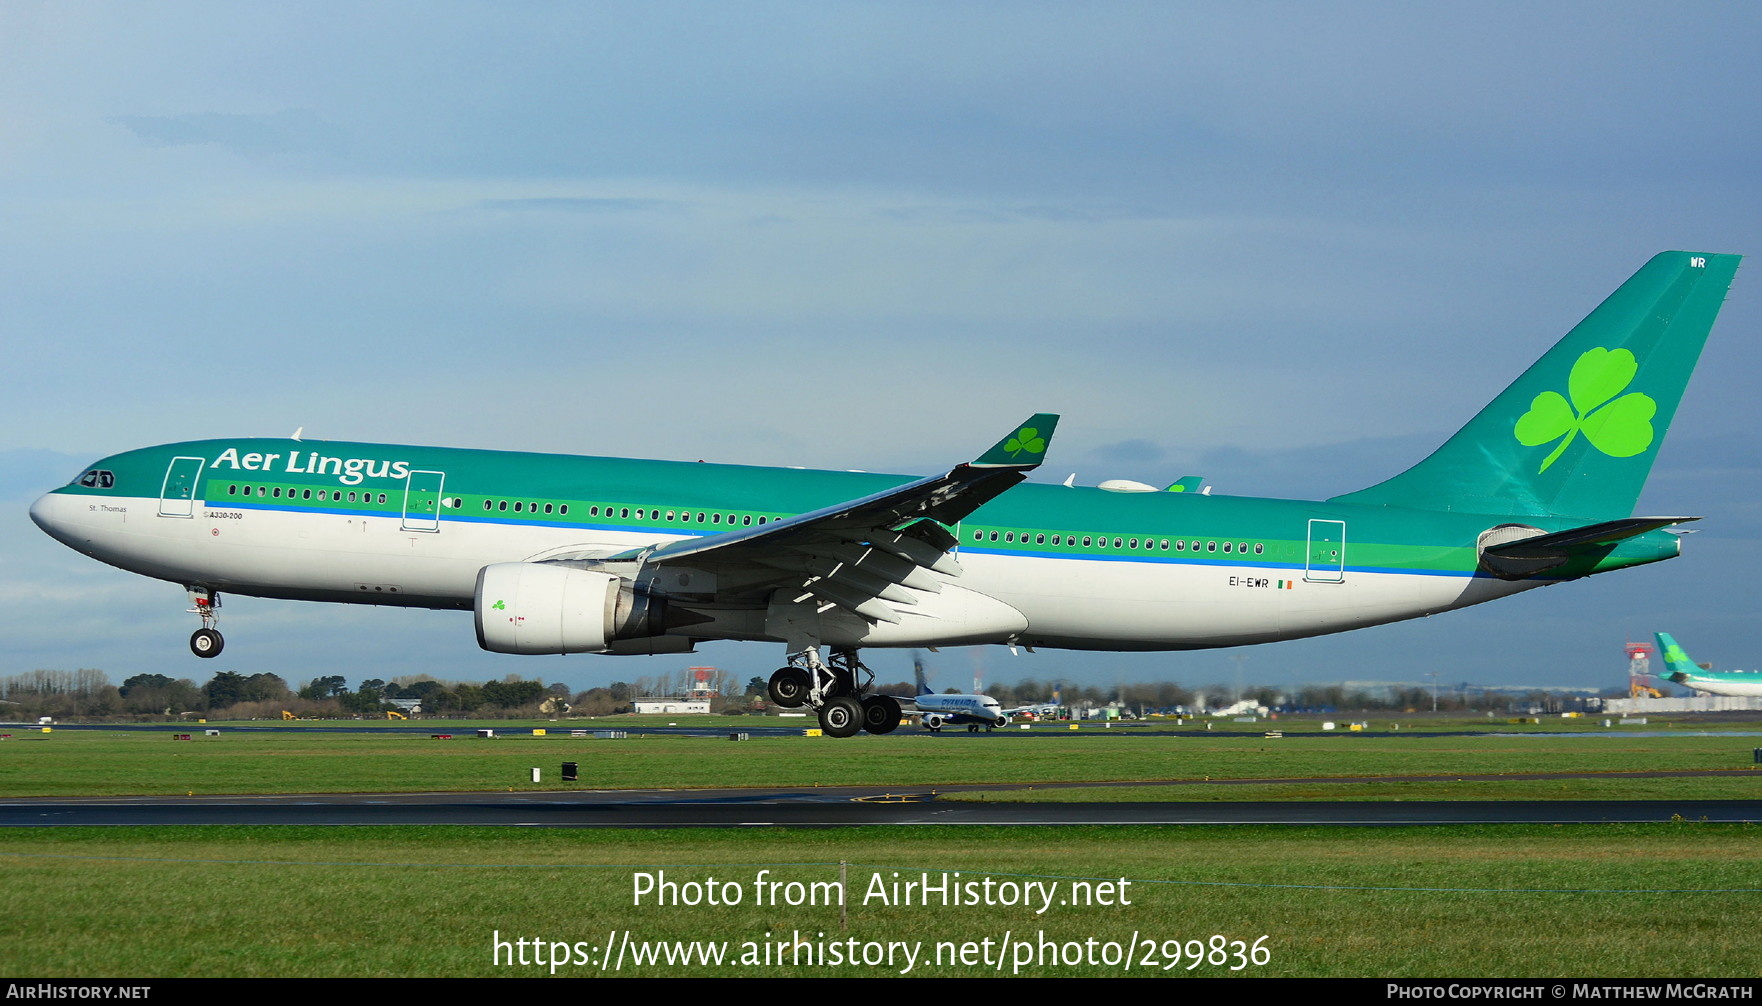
[1654, 631, 1700, 681]
[1331, 252, 1740, 517]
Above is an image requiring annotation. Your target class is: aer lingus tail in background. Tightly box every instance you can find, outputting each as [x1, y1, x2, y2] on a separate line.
[1655, 632, 1762, 697]
[1333, 252, 1741, 519]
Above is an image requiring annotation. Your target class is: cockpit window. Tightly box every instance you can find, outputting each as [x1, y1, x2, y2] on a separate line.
[76, 470, 115, 489]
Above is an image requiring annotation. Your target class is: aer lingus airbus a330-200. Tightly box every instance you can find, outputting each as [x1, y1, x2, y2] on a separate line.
[31, 252, 1741, 737]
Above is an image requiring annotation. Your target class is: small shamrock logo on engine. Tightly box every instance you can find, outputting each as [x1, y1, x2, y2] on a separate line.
[1513, 347, 1656, 473]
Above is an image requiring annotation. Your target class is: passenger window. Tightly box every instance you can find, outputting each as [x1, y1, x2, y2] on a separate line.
[559, 505, 568, 515]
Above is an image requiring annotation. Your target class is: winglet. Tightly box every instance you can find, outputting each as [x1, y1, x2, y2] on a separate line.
[971, 414, 1059, 468]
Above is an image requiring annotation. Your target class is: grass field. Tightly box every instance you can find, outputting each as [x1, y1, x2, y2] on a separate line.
[6, 718, 1760, 978]
[3, 823, 1758, 977]
[4, 721, 1760, 800]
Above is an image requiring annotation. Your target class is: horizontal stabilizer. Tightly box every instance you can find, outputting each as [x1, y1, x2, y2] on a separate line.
[1485, 516, 1698, 556]
[1479, 516, 1697, 580]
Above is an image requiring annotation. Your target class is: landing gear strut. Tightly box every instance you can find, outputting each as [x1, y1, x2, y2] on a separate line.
[186, 586, 224, 658]
[776, 645, 896, 736]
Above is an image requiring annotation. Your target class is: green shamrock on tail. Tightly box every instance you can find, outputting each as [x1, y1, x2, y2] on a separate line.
[1004, 427, 1046, 459]
[1513, 347, 1656, 473]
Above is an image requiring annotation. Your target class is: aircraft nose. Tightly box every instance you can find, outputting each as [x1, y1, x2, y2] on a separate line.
[30, 491, 73, 543]
[30, 492, 53, 530]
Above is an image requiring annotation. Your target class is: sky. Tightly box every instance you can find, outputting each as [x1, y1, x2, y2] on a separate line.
[2, 2, 1758, 698]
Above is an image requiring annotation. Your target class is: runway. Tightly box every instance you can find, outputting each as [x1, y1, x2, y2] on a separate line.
[4, 788, 1761, 827]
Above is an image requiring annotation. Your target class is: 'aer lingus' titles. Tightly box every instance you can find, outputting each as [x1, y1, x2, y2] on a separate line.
[210, 447, 411, 486]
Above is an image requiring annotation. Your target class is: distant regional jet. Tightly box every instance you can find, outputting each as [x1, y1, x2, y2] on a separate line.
[1655, 632, 1762, 697]
[31, 253, 1740, 738]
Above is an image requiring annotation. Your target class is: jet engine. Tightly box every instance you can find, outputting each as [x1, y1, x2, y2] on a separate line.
[473, 562, 680, 654]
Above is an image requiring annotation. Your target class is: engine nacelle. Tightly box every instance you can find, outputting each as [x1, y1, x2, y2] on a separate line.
[474, 562, 676, 654]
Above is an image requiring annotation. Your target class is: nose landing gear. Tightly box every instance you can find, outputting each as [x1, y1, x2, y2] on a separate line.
[186, 586, 224, 658]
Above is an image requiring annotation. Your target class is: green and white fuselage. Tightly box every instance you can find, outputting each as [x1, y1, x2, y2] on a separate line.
[29, 252, 1742, 736]
[29, 437, 1686, 651]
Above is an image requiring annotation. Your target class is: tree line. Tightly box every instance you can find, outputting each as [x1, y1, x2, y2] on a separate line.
[1, 668, 590, 720]
[1, 666, 1607, 721]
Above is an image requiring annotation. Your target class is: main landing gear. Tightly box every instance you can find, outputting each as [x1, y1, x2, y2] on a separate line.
[766, 646, 901, 738]
[186, 586, 224, 658]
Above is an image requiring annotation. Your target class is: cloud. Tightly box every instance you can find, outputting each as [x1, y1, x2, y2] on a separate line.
[107, 109, 346, 157]
[1085, 439, 1167, 465]
[475, 197, 678, 214]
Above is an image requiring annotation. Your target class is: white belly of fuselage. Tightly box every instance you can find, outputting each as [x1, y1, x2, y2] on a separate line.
[43, 494, 1536, 650]
[961, 550, 1533, 649]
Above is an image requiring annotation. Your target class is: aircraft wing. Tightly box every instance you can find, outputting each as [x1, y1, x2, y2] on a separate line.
[604, 414, 1058, 623]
